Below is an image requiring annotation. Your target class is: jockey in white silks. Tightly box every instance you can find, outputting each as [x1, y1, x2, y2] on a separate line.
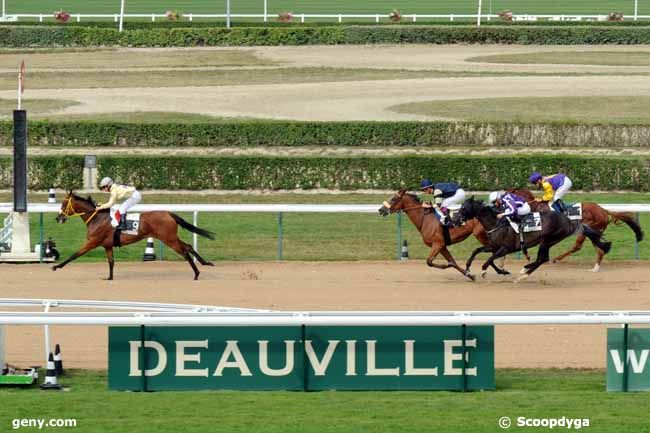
[96, 177, 142, 228]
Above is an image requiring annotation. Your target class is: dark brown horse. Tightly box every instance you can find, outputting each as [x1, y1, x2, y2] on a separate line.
[53, 192, 215, 280]
[378, 189, 510, 281]
[511, 188, 644, 271]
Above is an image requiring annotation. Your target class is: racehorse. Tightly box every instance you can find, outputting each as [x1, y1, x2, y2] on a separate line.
[378, 189, 511, 281]
[510, 188, 643, 271]
[455, 196, 612, 281]
[53, 192, 215, 280]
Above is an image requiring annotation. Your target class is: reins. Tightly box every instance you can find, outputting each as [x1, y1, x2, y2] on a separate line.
[62, 196, 100, 225]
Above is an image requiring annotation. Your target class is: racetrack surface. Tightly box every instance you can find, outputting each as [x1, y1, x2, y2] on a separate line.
[2, 260, 649, 369]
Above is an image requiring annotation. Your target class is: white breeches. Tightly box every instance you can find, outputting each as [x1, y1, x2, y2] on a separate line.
[553, 177, 572, 203]
[516, 202, 531, 216]
[118, 190, 142, 214]
[440, 188, 466, 208]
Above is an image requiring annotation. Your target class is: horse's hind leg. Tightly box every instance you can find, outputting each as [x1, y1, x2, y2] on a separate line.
[104, 246, 115, 280]
[517, 245, 550, 282]
[552, 233, 586, 264]
[187, 243, 214, 266]
[161, 236, 200, 280]
[440, 248, 475, 281]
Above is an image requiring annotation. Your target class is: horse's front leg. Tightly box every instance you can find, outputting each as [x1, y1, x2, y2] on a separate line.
[104, 246, 115, 280]
[440, 248, 475, 281]
[52, 241, 98, 271]
[466, 245, 490, 273]
[480, 246, 510, 279]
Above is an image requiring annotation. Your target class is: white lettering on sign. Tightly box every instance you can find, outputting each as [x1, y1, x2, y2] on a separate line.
[404, 340, 438, 376]
[213, 341, 252, 376]
[610, 349, 650, 374]
[128, 340, 167, 377]
[258, 340, 295, 376]
[443, 339, 477, 376]
[305, 340, 339, 376]
[366, 341, 400, 376]
[345, 340, 357, 376]
[176, 340, 208, 377]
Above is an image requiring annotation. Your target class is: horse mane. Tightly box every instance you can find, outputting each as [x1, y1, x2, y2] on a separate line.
[405, 192, 421, 204]
[71, 193, 98, 208]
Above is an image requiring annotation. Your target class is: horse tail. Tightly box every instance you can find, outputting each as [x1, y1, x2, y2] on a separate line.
[170, 213, 216, 240]
[581, 224, 612, 254]
[606, 211, 644, 242]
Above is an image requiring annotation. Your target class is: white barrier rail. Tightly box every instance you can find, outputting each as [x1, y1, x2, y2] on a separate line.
[1, 310, 650, 326]
[1, 203, 649, 214]
[4, 13, 650, 23]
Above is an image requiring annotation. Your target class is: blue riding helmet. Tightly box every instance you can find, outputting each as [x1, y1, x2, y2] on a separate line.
[529, 171, 543, 184]
[420, 179, 434, 190]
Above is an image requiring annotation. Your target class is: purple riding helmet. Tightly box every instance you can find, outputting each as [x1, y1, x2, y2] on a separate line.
[529, 171, 543, 184]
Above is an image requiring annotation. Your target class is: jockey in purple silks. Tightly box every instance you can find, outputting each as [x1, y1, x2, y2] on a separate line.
[529, 171, 573, 214]
[489, 191, 531, 221]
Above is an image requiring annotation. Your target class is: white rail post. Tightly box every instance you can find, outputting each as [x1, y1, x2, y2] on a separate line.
[635, 0, 639, 20]
[263, 0, 268, 22]
[193, 211, 198, 253]
[476, 0, 482, 26]
[43, 301, 51, 365]
[2, 0, 5, 19]
[226, 0, 231, 28]
[118, 0, 125, 32]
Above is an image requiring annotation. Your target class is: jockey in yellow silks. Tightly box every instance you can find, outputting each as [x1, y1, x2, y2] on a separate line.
[96, 177, 142, 228]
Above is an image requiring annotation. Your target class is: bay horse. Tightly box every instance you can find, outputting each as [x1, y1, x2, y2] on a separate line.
[378, 189, 511, 281]
[53, 192, 215, 280]
[511, 188, 644, 271]
[455, 196, 612, 282]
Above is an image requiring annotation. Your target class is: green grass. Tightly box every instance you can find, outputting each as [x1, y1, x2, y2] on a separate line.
[1, 192, 648, 264]
[468, 51, 650, 66]
[3, 0, 644, 17]
[0, 98, 78, 118]
[391, 96, 650, 125]
[0, 369, 648, 433]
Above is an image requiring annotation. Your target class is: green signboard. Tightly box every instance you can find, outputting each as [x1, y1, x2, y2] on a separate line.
[607, 328, 650, 392]
[109, 325, 494, 391]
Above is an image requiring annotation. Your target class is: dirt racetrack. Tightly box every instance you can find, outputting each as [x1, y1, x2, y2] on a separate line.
[2, 260, 650, 369]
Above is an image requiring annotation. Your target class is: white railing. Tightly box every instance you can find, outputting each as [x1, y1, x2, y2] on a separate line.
[1, 309, 650, 326]
[3, 13, 649, 24]
[0, 212, 13, 249]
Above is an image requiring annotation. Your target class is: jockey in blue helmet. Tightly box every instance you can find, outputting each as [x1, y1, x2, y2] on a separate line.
[420, 178, 465, 226]
[529, 171, 573, 213]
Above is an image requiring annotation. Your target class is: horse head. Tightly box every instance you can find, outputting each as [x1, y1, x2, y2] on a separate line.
[56, 191, 96, 224]
[378, 189, 420, 217]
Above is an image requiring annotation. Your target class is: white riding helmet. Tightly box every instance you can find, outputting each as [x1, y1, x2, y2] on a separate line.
[488, 190, 504, 204]
[99, 177, 114, 188]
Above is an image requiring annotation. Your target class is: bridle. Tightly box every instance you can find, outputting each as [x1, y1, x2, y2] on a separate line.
[61, 196, 100, 225]
[383, 198, 429, 231]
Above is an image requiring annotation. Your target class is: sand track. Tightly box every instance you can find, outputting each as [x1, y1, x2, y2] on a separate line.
[2, 260, 649, 369]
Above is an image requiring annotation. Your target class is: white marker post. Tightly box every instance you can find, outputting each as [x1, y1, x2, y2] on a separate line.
[226, 0, 231, 28]
[476, 0, 482, 26]
[119, 0, 125, 32]
[17, 60, 24, 110]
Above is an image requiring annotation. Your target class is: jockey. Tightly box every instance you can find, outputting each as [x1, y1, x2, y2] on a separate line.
[489, 191, 531, 221]
[529, 171, 573, 213]
[96, 177, 142, 228]
[420, 179, 465, 225]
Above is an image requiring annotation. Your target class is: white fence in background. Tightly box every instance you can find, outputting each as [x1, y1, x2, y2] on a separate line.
[2, 13, 650, 24]
[0, 202, 647, 260]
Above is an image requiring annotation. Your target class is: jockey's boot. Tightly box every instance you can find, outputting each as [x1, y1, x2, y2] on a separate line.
[552, 200, 567, 214]
[440, 207, 452, 227]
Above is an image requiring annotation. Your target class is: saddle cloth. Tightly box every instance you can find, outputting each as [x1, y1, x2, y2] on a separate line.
[566, 203, 582, 221]
[508, 212, 542, 234]
[110, 208, 141, 235]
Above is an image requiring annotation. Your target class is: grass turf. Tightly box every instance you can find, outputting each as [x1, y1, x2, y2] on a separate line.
[468, 51, 650, 66]
[0, 98, 79, 118]
[3, 0, 644, 17]
[0, 368, 648, 433]
[391, 96, 650, 124]
[0, 192, 647, 264]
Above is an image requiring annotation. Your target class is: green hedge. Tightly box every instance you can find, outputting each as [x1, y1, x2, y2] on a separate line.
[2, 120, 649, 148]
[3, 25, 650, 47]
[1, 155, 647, 191]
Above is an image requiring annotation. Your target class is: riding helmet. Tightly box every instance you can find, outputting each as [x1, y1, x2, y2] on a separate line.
[529, 172, 543, 184]
[99, 177, 114, 188]
[420, 179, 434, 190]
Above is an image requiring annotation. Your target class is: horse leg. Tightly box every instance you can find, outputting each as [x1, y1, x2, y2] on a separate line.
[52, 241, 98, 272]
[466, 245, 488, 273]
[440, 248, 475, 281]
[480, 246, 509, 279]
[161, 236, 201, 280]
[552, 233, 586, 264]
[425, 243, 447, 269]
[592, 244, 605, 273]
[104, 246, 115, 280]
[187, 243, 214, 266]
[517, 244, 550, 281]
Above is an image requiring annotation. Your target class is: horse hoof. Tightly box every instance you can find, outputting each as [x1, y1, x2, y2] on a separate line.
[502, 270, 511, 276]
[519, 267, 528, 275]
[515, 274, 529, 283]
[466, 273, 476, 282]
[481, 270, 487, 279]
[51, 266, 58, 272]
[206, 262, 215, 267]
[591, 264, 600, 273]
